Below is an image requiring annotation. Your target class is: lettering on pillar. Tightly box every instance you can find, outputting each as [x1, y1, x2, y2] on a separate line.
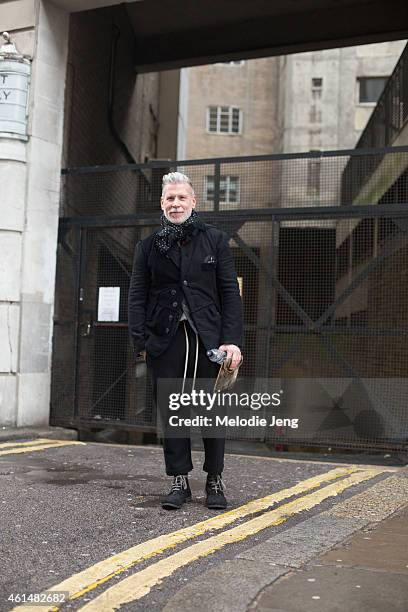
[0, 65, 31, 139]
[0, 73, 11, 100]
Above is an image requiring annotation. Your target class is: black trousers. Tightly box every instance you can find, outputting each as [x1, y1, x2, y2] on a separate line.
[147, 320, 225, 476]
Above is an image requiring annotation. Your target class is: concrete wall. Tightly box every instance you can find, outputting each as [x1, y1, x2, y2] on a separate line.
[176, 68, 189, 161]
[0, 0, 69, 426]
[181, 42, 406, 223]
[277, 41, 407, 217]
[280, 41, 407, 153]
[62, 6, 161, 170]
[179, 58, 281, 217]
[157, 69, 180, 161]
[184, 58, 280, 159]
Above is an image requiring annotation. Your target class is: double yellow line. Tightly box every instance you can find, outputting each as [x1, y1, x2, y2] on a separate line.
[10, 465, 385, 612]
[0, 438, 85, 456]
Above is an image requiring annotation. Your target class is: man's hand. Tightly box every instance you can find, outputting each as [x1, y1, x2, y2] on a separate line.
[218, 344, 242, 370]
[135, 351, 146, 362]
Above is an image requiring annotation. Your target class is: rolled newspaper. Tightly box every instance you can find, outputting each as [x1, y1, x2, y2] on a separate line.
[207, 349, 243, 391]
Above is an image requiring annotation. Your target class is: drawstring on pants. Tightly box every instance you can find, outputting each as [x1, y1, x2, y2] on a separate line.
[181, 321, 199, 395]
[192, 328, 199, 391]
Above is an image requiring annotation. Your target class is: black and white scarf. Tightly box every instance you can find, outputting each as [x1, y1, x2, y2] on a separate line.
[154, 210, 205, 255]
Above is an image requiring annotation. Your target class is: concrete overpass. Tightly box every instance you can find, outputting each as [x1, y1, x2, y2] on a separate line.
[51, 0, 408, 71]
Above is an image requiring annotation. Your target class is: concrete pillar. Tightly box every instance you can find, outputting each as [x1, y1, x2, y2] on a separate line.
[0, 0, 69, 426]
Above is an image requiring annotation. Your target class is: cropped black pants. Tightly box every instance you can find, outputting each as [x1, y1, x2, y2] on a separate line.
[147, 320, 225, 476]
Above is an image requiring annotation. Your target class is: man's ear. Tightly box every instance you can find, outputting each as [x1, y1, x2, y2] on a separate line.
[192, 197, 197, 209]
[160, 197, 164, 211]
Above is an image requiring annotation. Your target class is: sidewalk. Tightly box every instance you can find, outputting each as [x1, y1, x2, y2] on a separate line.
[159, 467, 408, 612]
[251, 504, 408, 612]
[0, 426, 78, 442]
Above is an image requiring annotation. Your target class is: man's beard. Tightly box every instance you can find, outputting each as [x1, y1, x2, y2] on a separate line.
[164, 210, 192, 225]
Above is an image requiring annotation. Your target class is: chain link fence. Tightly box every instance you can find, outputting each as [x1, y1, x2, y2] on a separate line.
[52, 147, 408, 451]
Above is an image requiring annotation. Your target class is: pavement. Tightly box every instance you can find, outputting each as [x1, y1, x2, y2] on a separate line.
[251, 507, 408, 612]
[0, 427, 407, 612]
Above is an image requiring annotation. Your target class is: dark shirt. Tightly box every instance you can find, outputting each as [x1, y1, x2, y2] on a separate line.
[178, 239, 199, 333]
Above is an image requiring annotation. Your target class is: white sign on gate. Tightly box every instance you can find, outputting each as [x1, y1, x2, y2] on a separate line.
[98, 287, 120, 322]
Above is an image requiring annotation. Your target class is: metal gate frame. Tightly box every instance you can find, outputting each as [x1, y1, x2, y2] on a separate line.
[51, 146, 408, 452]
[52, 201, 408, 451]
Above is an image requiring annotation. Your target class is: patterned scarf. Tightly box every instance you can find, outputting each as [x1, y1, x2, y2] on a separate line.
[155, 210, 205, 254]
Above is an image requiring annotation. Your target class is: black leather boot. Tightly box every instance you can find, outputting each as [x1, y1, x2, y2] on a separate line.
[161, 475, 192, 509]
[205, 473, 227, 509]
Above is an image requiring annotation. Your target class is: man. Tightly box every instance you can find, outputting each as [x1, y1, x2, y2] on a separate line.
[128, 172, 243, 510]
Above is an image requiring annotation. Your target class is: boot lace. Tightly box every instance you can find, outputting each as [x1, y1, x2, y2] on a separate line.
[171, 475, 188, 492]
[207, 474, 225, 494]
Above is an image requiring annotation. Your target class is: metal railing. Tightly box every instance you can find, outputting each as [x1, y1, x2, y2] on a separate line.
[342, 42, 408, 203]
[357, 42, 408, 150]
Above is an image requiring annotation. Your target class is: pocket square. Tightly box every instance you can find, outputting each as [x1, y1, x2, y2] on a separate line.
[203, 255, 217, 265]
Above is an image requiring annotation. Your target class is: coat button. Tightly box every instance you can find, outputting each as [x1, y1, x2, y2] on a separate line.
[169, 314, 174, 321]
[183, 280, 188, 286]
[165, 327, 170, 334]
[171, 289, 176, 295]
[172, 301, 178, 308]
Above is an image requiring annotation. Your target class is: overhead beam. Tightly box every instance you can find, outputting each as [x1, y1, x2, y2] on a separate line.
[126, 0, 408, 72]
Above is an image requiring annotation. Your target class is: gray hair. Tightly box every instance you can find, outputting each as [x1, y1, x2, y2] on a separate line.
[162, 171, 195, 196]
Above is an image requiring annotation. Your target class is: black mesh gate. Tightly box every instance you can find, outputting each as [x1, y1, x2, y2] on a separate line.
[51, 147, 408, 452]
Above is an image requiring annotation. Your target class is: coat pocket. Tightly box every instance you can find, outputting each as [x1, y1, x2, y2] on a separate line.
[201, 262, 217, 271]
[201, 254, 217, 271]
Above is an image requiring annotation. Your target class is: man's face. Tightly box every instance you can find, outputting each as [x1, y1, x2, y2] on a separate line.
[161, 182, 196, 224]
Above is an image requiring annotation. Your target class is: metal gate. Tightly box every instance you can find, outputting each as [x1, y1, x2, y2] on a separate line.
[51, 147, 408, 452]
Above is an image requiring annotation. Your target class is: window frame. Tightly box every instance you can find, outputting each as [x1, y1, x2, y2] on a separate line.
[204, 175, 241, 204]
[206, 106, 243, 135]
[311, 77, 323, 100]
[356, 76, 388, 106]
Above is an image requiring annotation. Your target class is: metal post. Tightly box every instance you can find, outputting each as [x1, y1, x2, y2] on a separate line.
[214, 161, 221, 212]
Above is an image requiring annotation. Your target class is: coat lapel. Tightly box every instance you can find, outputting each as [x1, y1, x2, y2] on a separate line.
[159, 226, 205, 273]
[165, 242, 181, 269]
[181, 230, 200, 277]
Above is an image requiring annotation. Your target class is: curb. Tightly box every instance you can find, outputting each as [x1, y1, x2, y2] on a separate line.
[0, 426, 79, 442]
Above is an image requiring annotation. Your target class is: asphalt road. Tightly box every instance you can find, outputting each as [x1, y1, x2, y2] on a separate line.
[0, 438, 407, 612]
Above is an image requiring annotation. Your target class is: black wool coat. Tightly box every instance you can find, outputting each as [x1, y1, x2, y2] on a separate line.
[128, 223, 244, 358]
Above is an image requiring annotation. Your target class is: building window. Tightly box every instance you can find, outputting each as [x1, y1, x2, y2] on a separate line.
[207, 106, 242, 134]
[205, 175, 240, 204]
[357, 77, 388, 103]
[311, 77, 323, 99]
